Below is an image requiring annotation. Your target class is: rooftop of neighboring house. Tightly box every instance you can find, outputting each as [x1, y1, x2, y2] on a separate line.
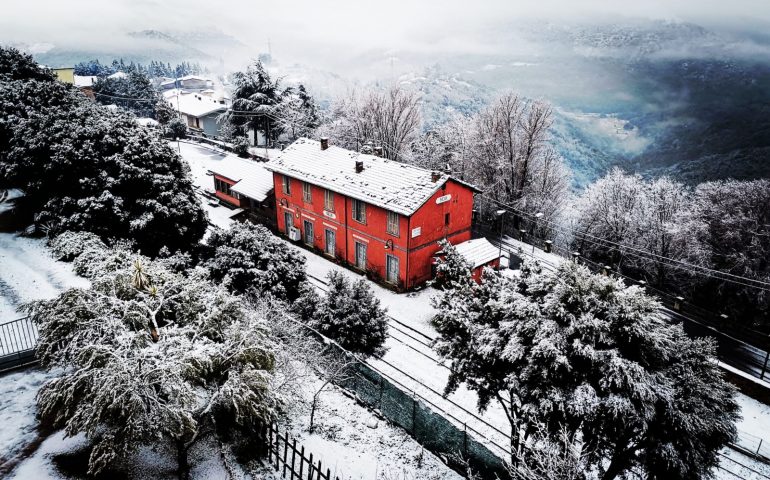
[74, 75, 96, 87]
[208, 155, 274, 202]
[452, 238, 500, 269]
[265, 138, 480, 216]
[166, 91, 227, 118]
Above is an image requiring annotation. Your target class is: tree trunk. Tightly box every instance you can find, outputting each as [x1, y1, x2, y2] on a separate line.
[309, 394, 319, 433]
[176, 440, 191, 480]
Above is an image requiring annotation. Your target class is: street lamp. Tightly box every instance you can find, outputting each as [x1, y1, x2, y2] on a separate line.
[533, 212, 544, 254]
[495, 209, 507, 263]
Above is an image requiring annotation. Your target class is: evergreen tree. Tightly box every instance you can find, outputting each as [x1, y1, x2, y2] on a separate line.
[0, 49, 208, 256]
[432, 260, 739, 479]
[0, 46, 55, 82]
[223, 60, 290, 143]
[432, 239, 474, 289]
[205, 222, 307, 301]
[92, 69, 159, 117]
[310, 271, 388, 357]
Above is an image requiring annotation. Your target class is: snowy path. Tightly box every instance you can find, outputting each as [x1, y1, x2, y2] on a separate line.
[0, 233, 89, 322]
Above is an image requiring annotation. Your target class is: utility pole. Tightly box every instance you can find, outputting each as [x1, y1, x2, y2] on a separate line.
[496, 209, 507, 263]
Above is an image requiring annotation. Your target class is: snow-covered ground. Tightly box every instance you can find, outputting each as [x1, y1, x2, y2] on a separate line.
[0, 364, 461, 479]
[0, 233, 89, 321]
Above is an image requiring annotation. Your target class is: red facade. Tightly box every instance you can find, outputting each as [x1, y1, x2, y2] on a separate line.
[273, 173, 476, 289]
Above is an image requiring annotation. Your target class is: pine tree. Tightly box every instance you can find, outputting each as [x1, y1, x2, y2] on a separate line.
[432, 239, 474, 289]
[205, 222, 307, 301]
[310, 271, 388, 357]
[433, 260, 739, 479]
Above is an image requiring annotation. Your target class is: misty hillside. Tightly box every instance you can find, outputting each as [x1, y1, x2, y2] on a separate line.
[23, 18, 770, 187]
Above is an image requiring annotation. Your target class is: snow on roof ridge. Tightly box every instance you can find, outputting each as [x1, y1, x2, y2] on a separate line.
[266, 138, 477, 216]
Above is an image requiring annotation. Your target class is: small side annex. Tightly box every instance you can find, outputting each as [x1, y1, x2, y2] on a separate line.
[208, 155, 276, 228]
[265, 138, 481, 290]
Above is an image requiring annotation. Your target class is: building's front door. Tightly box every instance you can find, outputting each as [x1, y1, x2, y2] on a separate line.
[284, 212, 293, 234]
[386, 254, 399, 284]
[325, 229, 336, 256]
[303, 220, 314, 245]
[355, 242, 367, 270]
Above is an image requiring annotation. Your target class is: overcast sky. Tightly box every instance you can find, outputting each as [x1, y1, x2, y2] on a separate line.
[2, 0, 768, 65]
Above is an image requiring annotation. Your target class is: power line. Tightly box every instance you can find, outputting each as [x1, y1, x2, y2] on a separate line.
[482, 196, 770, 291]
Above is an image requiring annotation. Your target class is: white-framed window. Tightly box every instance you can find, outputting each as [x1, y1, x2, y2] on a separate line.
[324, 189, 335, 212]
[386, 254, 399, 284]
[302, 182, 312, 203]
[303, 219, 314, 245]
[352, 199, 366, 224]
[281, 174, 291, 195]
[387, 211, 399, 236]
[355, 241, 367, 270]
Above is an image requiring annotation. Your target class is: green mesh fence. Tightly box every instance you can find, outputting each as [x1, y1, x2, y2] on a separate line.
[336, 352, 509, 479]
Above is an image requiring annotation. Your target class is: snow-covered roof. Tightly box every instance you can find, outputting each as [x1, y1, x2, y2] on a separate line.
[266, 138, 476, 216]
[453, 238, 500, 269]
[167, 92, 226, 118]
[135, 117, 159, 127]
[208, 156, 274, 202]
[108, 71, 127, 80]
[249, 147, 283, 161]
[74, 75, 96, 87]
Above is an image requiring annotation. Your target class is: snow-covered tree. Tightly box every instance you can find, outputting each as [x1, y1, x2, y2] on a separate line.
[317, 86, 422, 162]
[24, 243, 283, 477]
[688, 179, 770, 329]
[222, 60, 290, 144]
[309, 271, 388, 357]
[275, 84, 320, 142]
[0, 47, 55, 82]
[204, 222, 307, 301]
[432, 239, 474, 290]
[92, 69, 159, 117]
[432, 260, 738, 479]
[0, 67, 208, 256]
[572, 168, 696, 289]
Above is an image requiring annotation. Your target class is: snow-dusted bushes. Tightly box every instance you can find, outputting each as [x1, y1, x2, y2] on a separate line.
[432, 260, 739, 479]
[432, 239, 474, 290]
[305, 271, 388, 358]
[23, 244, 283, 476]
[204, 222, 307, 301]
[0, 47, 208, 256]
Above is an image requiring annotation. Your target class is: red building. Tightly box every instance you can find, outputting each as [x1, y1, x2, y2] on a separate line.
[265, 138, 481, 289]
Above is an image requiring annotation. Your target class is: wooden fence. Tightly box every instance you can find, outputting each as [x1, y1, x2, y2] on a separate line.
[265, 423, 340, 480]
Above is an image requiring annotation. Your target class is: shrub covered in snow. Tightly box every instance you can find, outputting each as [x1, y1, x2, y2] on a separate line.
[23, 247, 283, 477]
[205, 222, 307, 301]
[0, 46, 55, 82]
[165, 117, 188, 139]
[0, 47, 208, 256]
[432, 239, 473, 290]
[232, 136, 250, 157]
[433, 260, 739, 479]
[309, 271, 388, 357]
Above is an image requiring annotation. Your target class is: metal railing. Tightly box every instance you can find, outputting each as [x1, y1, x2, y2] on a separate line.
[0, 317, 38, 372]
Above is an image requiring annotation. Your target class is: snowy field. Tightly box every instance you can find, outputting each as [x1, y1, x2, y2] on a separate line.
[0, 233, 89, 322]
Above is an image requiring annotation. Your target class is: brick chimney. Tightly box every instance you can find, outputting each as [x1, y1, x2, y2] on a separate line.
[431, 171, 441, 182]
[373, 146, 383, 157]
[320, 137, 329, 150]
[355, 160, 364, 173]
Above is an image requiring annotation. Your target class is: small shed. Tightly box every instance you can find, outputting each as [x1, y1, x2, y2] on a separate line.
[453, 238, 501, 283]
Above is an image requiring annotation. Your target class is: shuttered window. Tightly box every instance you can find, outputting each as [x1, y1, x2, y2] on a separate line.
[302, 182, 312, 203]
[387, 211, 399, 236]
[324, 189, 334, 212]
[281, 175, 291, 195]
[352, 199, 366, 224]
